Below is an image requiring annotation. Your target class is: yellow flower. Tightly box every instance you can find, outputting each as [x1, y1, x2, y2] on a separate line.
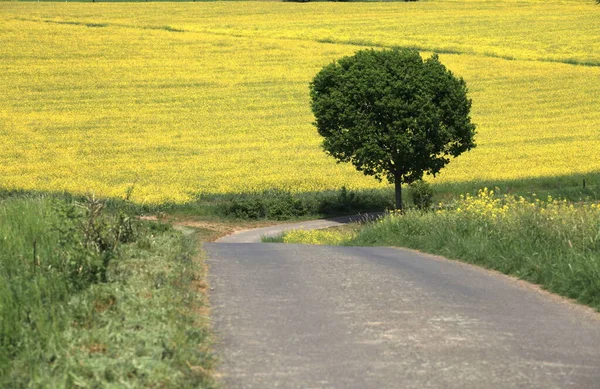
[0, 2, 599, 203]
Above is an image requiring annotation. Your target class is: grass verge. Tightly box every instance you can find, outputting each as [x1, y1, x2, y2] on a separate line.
[267, 190, 600, 311]
[0, 195, 216, 388]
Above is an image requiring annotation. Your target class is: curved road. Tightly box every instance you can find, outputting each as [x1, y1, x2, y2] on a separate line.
[206, 218, 600, 388]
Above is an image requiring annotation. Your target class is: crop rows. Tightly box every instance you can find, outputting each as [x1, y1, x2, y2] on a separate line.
[1, 1, 599, 203]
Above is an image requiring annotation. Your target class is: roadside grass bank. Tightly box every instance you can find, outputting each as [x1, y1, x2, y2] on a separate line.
[0, 195, 216, 388]
[266, 190, 600, 311]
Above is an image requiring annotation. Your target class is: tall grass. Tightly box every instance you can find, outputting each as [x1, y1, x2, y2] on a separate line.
[0, 196, 215, 387]
[1, 194, 139, 383]
[0, 197, 75, 375]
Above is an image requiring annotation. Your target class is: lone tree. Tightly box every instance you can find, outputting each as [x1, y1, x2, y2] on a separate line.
[310, 48, 476, 210]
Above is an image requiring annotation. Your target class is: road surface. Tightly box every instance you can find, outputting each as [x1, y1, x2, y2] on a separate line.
[206, 220, 600, 388]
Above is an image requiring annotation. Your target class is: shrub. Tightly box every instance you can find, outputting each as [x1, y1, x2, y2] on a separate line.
[410, 180, 433, 210]
[218, 187, 393, 220]
[53, 196, 139, 285]
[222, 189, 306, 220]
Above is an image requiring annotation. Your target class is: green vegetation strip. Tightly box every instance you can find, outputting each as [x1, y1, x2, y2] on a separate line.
[266, 190, 600, 311]
[0, 196, 216, 388]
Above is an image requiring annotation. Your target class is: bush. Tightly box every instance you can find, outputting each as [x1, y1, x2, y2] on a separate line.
[222, 189, 306, 220]
[53, 196, 139, 286]
[316, 186, 392, 215]
[218, 188, 393, 220]
[410, 180, 433, 210]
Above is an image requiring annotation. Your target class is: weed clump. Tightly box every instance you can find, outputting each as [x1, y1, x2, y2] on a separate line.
[410, 180, 434, 210]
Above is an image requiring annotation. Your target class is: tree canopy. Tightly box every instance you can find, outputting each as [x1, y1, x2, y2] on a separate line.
[310, 48, 476, 210]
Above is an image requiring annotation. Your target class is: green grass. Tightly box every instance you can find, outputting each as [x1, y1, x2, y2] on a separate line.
[431, 171, 600, 204]
[1, 171, 597, 223]
[269, 192, 600, 311]
[0, 195, 216, 387]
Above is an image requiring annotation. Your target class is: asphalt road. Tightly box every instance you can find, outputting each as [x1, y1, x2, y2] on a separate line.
[216, 213, 382, 243]
[206, 225, 600, 388]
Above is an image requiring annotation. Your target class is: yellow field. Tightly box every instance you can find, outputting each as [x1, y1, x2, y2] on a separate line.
[1, 1, 599, 203]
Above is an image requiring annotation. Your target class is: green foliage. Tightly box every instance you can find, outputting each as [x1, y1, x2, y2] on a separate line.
[316, 186, 393, 214]
[0, 195, 137, 374]
[222, 189, 307, 220]
[410, 180, 434, 210]
[52, 196, 139, 286]
[0, 196, 215, 387]
[47, 231, 216, 388]
[310, 48, 476, 209]
[217, 187, 393, 220]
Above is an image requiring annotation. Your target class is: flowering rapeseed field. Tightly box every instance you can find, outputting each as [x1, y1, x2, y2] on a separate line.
[0, 1, 599, 203]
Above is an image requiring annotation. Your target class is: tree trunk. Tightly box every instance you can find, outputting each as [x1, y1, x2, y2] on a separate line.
[394, 172, 403, 212]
